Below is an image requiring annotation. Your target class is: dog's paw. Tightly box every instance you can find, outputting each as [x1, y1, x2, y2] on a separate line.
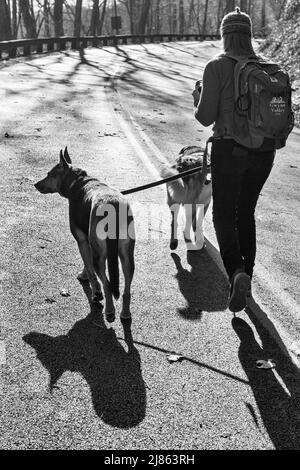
[170, 239, 178, 250]
[105, 310, 116, 323]
[77, 268, 89, 282]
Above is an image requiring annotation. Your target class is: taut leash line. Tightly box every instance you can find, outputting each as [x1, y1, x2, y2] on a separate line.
[121, 165, 204, 195]
[121, 137, 212, 196]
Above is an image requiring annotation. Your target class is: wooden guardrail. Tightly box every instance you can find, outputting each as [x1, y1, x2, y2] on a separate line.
[0, 33, 220, 60]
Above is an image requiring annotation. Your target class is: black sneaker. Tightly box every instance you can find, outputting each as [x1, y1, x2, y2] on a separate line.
[229, 272, 251, 313]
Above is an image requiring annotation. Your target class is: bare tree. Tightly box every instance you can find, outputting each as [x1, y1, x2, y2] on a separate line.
[225, 0, 234, 14]
[11, 0, 17, 38]
[74, 0, 82, 36]
[53, 0, 64, 36]
[154, 0, 160, 33]
[179, 0, 185, 33]
[0, 0, 11, 40]
[43, 0, 50, 36]
[138, 0, 151, 35]
[98, 0, 108, 35]
[240, 0, 248, 12]
[90, 0, 99, 35]
[202, 0, 209, 34]
[18, 0, 37, 38]
[261, 0, 266, 31]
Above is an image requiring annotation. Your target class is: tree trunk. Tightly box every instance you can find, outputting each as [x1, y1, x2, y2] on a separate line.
[187, 0, 194, 30]
[138, 0, 151, 35]
[74, 0, 83, 37]
[44, 0, 50, 36]
[226, 0, 235, 14]
[240, 0, 247, 12]
[12, 0, 17, 38]
[195, 0, 201, 34]
[202, 0, 209, 34]
[18, 0, 36, 38]
[129, 0, 134, 34]
[0, 0, 11, 40]
[179, 0, 185, 34]
[154, 0, 160, 33]
[98, 0, 107, 35]
[216, 0, 223, 33]
[53, 0, 64, 36]
[168, 0, 172, 34]
[90, 0, 99, 35]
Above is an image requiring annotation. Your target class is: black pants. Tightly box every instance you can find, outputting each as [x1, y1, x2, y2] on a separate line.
[211, 139, 275, 281]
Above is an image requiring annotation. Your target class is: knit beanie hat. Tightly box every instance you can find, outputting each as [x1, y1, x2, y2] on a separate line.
[220, 6, 252, 37]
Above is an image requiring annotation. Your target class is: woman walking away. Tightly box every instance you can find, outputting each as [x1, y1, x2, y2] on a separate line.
[192, 7, 291, 313]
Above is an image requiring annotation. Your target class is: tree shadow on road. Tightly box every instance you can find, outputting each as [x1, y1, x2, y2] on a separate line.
[171, 246, 229, 317]
[232, 301, 300, 449]
[23, 282, 146, 429]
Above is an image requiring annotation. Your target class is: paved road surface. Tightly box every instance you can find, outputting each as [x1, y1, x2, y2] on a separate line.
[0, 41, 300, 450]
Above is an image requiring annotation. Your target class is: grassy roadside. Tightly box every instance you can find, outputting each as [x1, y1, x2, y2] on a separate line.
[259, 5, 300, 128]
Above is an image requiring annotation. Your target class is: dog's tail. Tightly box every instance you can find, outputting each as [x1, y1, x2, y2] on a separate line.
[106, 201, 120, 300]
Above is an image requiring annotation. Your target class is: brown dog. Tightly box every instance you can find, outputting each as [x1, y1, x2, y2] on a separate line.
[35, 148, 135, 323]
[161, 146, 212, 251]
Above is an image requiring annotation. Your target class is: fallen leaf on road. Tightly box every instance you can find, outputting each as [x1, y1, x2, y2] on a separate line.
[60, 289, 71, 297]
[167, 354, 184, 363]
[256, 359, 276, 369]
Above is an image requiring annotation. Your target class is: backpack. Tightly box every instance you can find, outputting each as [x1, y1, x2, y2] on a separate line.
[224, 54, 294, 150]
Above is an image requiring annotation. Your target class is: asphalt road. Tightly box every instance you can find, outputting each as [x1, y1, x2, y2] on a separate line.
[0, 41, 300, 450]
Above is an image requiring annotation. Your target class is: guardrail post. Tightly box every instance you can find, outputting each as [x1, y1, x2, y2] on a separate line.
[23, 44, 31, 56]
[59, 38, 66, 51]
[37, 41, 43, 53]
[71, 38, 77, 49]
[47, 39, 54, 52]
[9, 47, 17, 58]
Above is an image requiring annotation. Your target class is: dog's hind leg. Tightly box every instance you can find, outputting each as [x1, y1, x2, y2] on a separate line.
[193, 204, 205, 250]
[183, 203, 194, 249]
[169, 199, 180, 251]
[92, 250, 116, 323]
[119, 238, 135, 320]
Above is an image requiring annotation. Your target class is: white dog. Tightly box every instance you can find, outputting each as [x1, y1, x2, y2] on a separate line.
[161, 146, 212, 251]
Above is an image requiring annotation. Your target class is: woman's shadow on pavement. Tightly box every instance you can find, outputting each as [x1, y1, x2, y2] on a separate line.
[232, 298, 300, 449]
[23, 282, 146, 429]
[171, 243, 229, 318]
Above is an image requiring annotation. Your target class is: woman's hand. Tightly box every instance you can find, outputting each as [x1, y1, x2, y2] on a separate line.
[192, 80, 202, 107]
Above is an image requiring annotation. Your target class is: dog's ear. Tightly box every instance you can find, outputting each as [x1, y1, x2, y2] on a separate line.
[59, 149, 70, 169]
[64, 147, 72, 164]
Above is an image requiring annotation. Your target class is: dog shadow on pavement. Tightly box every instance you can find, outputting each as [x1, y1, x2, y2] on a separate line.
[232, 302, 300, 449]
[23, 282, 146, 429]
[171, 247, 229, 318]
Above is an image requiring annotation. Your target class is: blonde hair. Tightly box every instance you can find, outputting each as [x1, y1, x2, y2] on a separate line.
[222, 32, 256, 56]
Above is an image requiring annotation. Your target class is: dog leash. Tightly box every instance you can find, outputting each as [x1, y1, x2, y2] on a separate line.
[121, 137, 213, 196]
